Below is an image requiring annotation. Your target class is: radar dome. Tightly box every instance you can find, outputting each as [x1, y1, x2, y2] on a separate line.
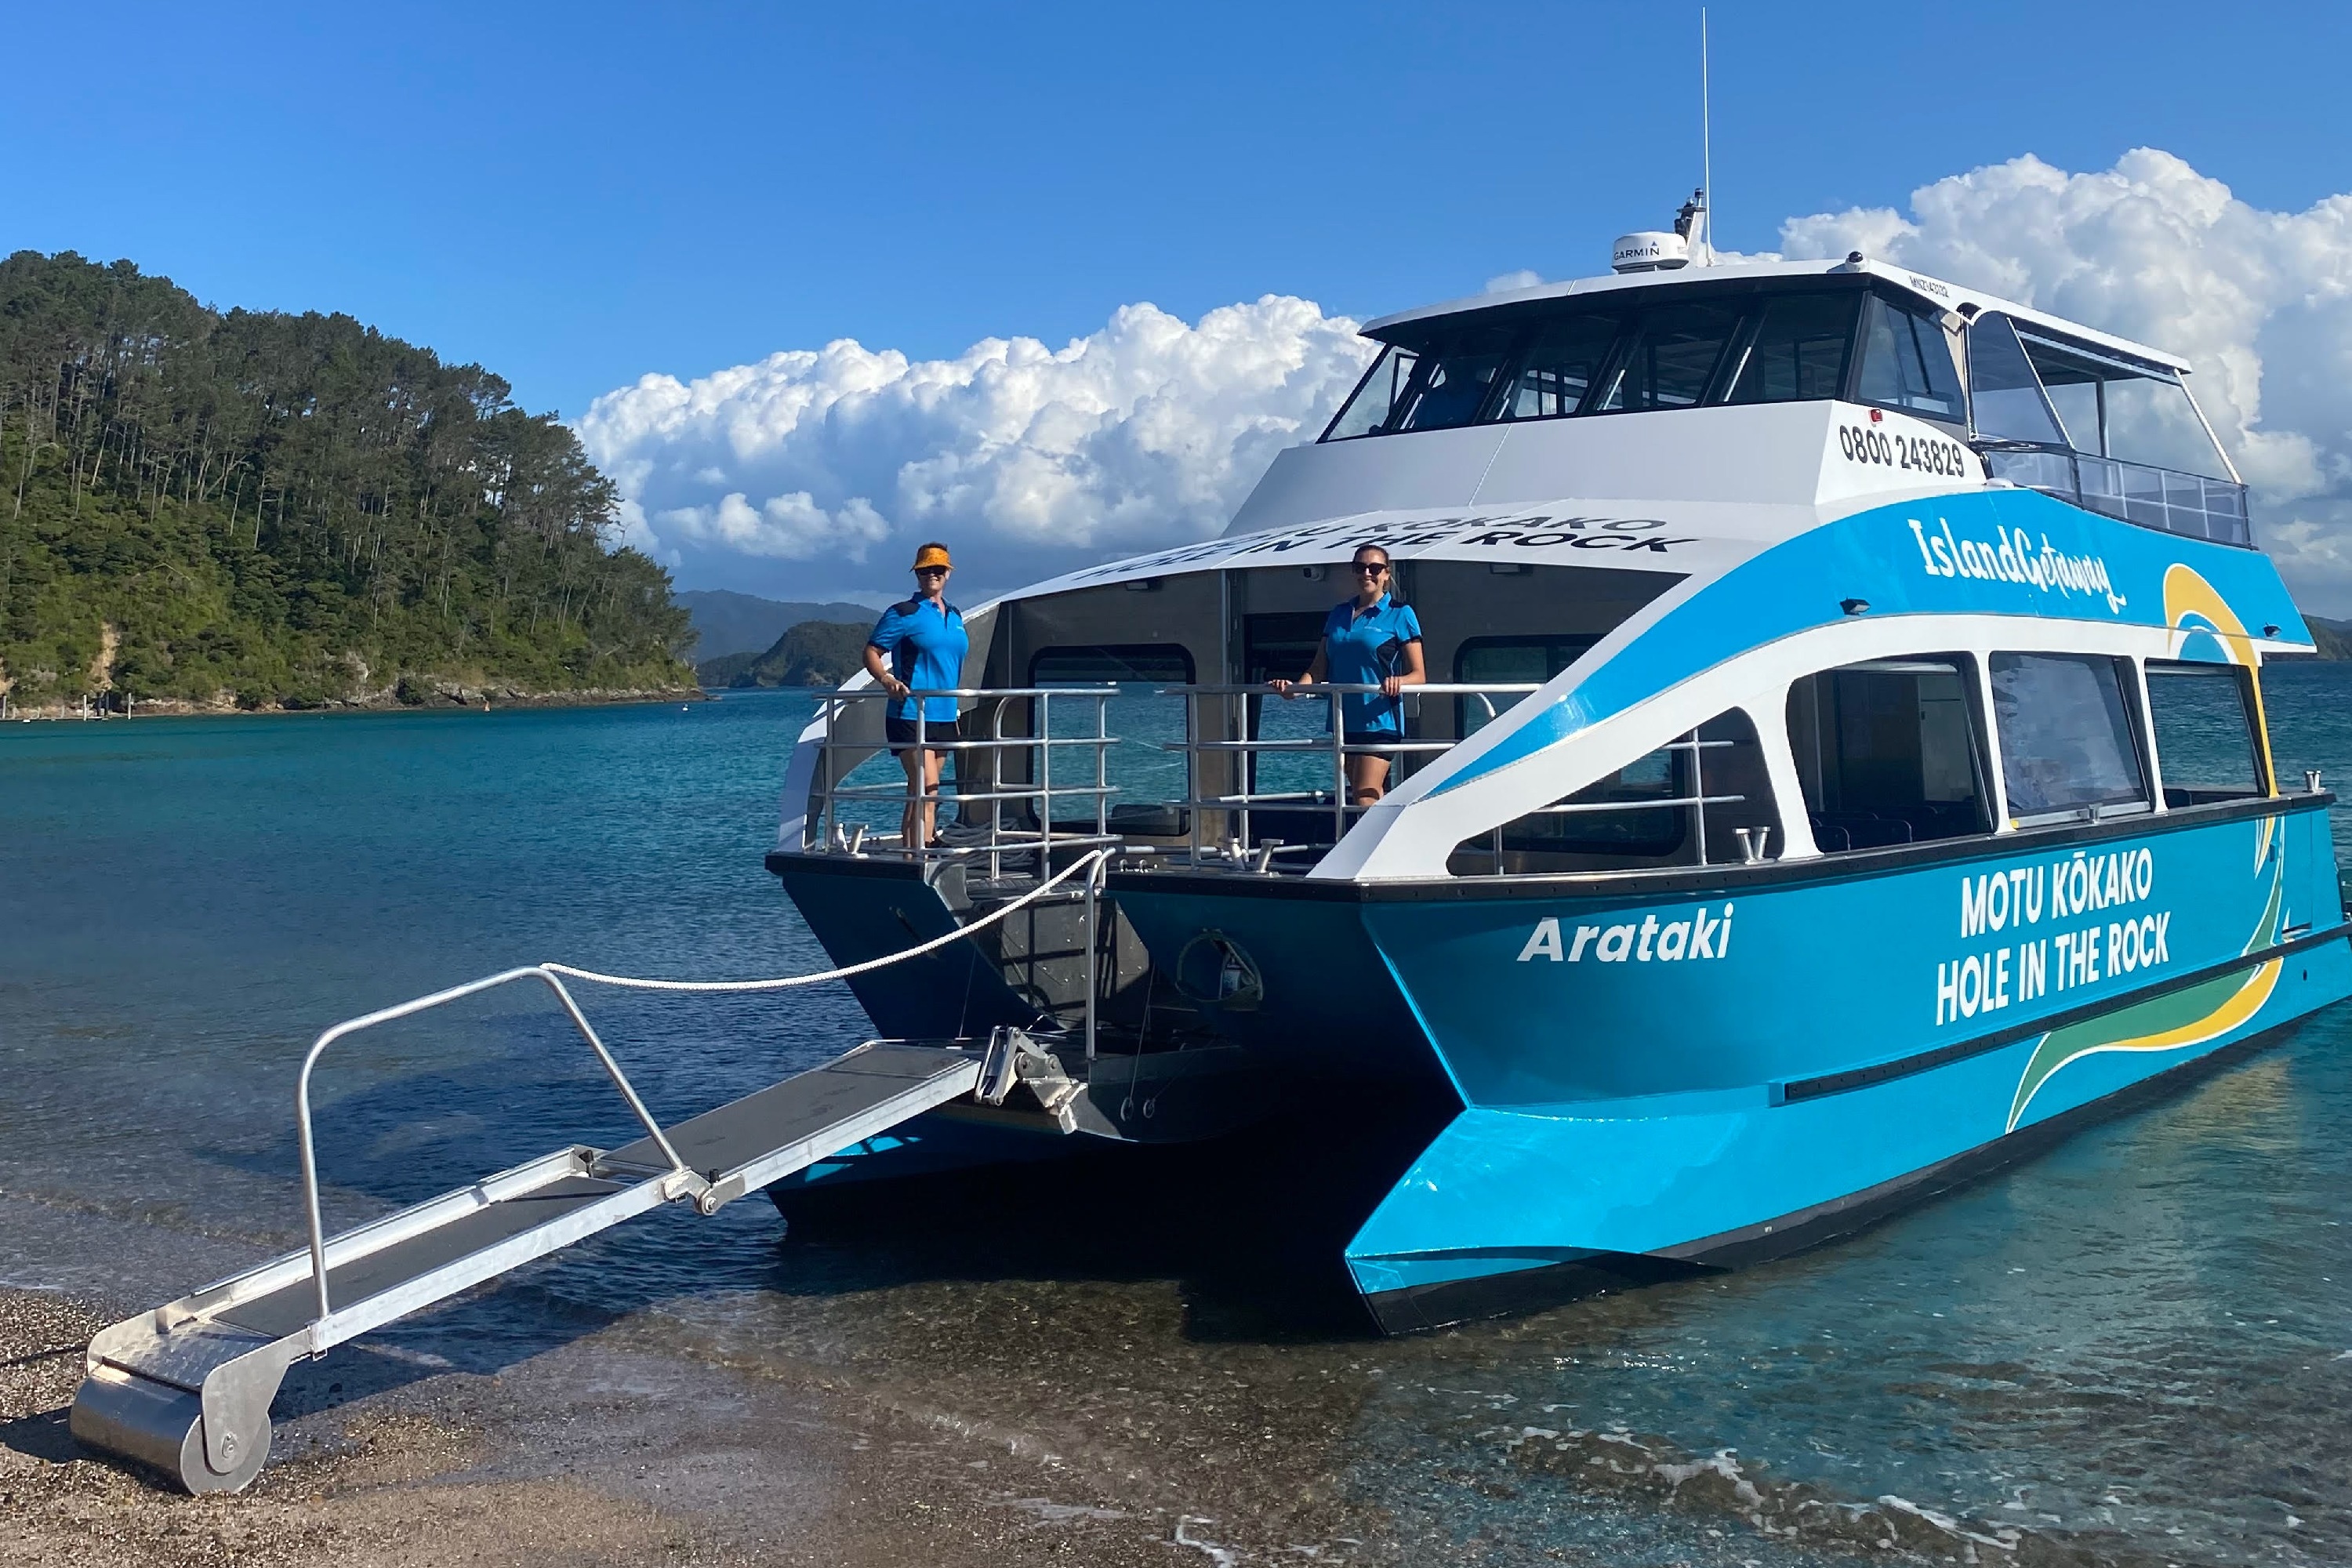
[1611, 232, 1690, 273]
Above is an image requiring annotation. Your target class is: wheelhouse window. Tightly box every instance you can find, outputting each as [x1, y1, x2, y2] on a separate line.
[1590, 302, 1746, 412]
[2145, 661, 2267, 805]
[1323, 344, 1421, 441]
[1392, 328, 1516, 430]
[1988, 652, 2150, 823]
[1724, 292, 1859, 405]
[1787, 657, 1991, 851]
[1495, 314, 1617, 420]
[1854, 293, 1964, 423]
[1450, 708, 1778, 873]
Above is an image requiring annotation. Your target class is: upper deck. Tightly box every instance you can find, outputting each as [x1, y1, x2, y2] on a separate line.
[1227, 254, 2247, 551]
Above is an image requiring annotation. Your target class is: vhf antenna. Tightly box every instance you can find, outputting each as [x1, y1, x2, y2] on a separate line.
[1700, 7, 1714, 263]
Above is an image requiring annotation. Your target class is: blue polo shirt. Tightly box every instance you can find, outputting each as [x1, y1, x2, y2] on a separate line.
[867, 598, 968, 722]
[1322, 594, 1423, 735]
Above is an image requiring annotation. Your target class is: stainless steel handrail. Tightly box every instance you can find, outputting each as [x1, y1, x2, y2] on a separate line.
[293, 966, 691, 1330]
[810, 684, 1121, 880]
[1154, 682, 1547, 863]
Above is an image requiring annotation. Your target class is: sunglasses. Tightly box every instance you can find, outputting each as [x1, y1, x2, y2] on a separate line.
[1352, 561, 1390, 575]
[914, 565, 949, 577]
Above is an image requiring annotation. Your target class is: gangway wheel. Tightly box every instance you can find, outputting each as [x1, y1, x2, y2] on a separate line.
[71, 1368, 270, 1494]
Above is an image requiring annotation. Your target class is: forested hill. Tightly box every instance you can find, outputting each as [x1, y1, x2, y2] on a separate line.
[0, 250, 694, 713]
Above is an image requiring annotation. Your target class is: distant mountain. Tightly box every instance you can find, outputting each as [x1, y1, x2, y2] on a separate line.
[2298, 615, 2352, 660]
[710, 621, 870, 689]
[677, 590, 879, 660]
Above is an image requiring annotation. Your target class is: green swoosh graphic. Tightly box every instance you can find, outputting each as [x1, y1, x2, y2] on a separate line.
[2005, 823, 2285, 1132]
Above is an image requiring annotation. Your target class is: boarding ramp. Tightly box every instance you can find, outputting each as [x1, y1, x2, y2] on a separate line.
[71, 854, 1107, 1495]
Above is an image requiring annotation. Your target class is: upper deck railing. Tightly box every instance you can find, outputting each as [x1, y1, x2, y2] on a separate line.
[1972, 442, 2250, 546]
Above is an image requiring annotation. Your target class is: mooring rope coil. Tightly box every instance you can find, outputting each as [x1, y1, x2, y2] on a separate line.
[539, 845, 1113, 993]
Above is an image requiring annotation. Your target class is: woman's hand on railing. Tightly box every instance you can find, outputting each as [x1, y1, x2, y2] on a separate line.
[1378, 673, 1426, 700]
[1269, 677, 1304, 700]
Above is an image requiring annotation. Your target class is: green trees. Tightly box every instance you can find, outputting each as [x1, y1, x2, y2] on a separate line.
[0, 250, 692, 710]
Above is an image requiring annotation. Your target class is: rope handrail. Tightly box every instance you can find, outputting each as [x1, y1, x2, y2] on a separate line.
[294, 845, 1116, 1326]
[540, 846, 1112, 991]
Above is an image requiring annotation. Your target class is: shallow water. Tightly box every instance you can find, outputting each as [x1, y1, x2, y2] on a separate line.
[5, 673, 2352, 1564]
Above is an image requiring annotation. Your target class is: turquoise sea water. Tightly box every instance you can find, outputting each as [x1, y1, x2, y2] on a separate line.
[5, 674, 2352, 1563]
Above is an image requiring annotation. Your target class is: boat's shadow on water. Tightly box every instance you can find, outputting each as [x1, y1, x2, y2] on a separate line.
[764, 1084, 1459, 1343]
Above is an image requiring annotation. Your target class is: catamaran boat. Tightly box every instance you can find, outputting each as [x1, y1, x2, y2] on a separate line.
[765, 197, 2349, 1327]
[69, 197, 2352, 1493]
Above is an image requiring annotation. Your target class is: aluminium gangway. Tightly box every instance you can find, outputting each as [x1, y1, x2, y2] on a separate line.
[69, 852, 1106, 1494]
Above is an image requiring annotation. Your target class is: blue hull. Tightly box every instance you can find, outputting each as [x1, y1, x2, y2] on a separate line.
[1111, 798, 2351, 1328]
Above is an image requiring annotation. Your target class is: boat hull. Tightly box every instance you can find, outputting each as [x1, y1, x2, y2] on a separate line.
[1112, 797, 2351, 1329]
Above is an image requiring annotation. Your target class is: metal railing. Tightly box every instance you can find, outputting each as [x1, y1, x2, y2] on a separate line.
[1160, 683, 1541, 865]
[294, 966, 694, 1329]
[809, 685, 1122, 882]
[1451, 732, 1755, 873]
[797, 681, 1767, 878]
[1977, 442, 2252, 547]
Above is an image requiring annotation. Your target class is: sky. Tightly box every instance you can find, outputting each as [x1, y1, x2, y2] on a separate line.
[9, 2, 2352, 608]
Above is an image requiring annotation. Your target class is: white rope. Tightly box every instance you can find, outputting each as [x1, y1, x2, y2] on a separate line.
[541, 847, 1112, 993]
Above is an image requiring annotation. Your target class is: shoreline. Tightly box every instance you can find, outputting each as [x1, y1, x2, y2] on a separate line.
[0, 1274, 1383, 1568]
[0, 685, 709, 723]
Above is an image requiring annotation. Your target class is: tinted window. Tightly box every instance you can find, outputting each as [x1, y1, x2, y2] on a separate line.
[1989, 652, 2149, 821]
[1592, 303, 1744, 412]
[1393, 330, 1515, 431]
[2146, 661, 2266, 804]
[1495, 314, 1617, 420]
[1725, 292, 1859, 405]
[1451, 708, 1777, 870]
[1787, 658, 1989, 851]
[1028, 644, 1195, 684]
[1322, 344, 1420, 441]
[1855, 294, 1964, 422]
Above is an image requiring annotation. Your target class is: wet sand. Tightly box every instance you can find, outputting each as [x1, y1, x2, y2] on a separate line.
[0, 1276, 1415, 1568]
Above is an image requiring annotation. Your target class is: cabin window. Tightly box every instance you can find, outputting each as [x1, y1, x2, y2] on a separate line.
[2145, 661, 2267, 805]
[1494, 314, 1618, 421]
[1724, 292, 1860, 405]
[1988, 652, 2150, 822]
[1786, 657, 1991, 851]
[1853, 293, 1965, 423]
[1449, 708, 1778, 873]
[1323, 344, 1421, 441]
[1590, 302, 1746, 412]
[1028, 644, 1194, 684]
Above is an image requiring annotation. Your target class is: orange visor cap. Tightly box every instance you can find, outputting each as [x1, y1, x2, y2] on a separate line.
[912, 544, 953, 571]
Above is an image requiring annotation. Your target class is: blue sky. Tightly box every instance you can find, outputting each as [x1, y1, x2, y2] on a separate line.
[6, 1, 2347, 422]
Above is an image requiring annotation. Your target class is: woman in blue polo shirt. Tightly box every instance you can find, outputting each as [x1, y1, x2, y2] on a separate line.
[864, 542, 969, 850]
[1270, 543, 1426, 807]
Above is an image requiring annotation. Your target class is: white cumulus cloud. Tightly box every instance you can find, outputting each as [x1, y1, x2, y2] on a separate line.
[584, 148, 2352, 615]
[579, 296, 1376, 601]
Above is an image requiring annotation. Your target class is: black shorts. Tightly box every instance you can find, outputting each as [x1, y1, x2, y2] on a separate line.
[886, 713, 959, 755]
[1342, 724, 1402, 751]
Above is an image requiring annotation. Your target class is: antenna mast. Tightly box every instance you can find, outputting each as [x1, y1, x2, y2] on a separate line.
[1700, 7, 1714, 263]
